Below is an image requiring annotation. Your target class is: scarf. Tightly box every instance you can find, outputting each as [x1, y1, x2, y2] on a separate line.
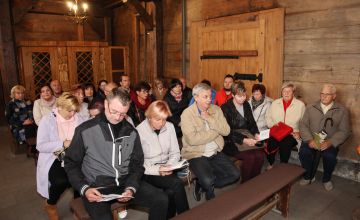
[170, 90, 183, 103]
[41, 96, 56, 108]
[251, 96, 265, 111]
[54, 108, 77, 141]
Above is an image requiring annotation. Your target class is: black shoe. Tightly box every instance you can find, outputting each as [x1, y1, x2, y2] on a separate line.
[205, 186, 215, 200]
[193, 179, 202, 201]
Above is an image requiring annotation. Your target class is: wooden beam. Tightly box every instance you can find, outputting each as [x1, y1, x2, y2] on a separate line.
[104, 17, 112, 43]
[132, 15, 140, 83]
[77, 23, 84, 41]
[0, 0, 19, 104]
[12, 0, 34, 24]
[154, 0, 163, 78]
[124, 0, 154, 31]
[203, 50, 259, 57]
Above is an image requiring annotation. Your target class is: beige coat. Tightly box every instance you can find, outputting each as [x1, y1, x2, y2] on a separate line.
[266, 97, 305, 132]
[180, 103, 230, 160]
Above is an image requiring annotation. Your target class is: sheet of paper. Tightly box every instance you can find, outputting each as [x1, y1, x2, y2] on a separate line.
[259, 129, 270, 141]
[99, 194, 134, 202]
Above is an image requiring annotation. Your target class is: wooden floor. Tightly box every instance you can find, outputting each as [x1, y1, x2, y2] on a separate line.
[0, 124, 359, 220]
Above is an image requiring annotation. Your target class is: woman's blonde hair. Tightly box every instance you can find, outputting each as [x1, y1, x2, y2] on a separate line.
[281, 82, 296, 92]
[10, 85, 26, 99]
[56, 92, 80, 112]
[145, 100, 172, 119]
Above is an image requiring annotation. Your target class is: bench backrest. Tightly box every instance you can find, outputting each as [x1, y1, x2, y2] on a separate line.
[173, 163, 304, 220]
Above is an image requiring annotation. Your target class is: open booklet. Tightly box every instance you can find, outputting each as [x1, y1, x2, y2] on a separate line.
[158, 159, 189, 171]
[99, 194, 134, 202]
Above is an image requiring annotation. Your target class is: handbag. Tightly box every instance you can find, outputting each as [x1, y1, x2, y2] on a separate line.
[269, 122, 293, 141]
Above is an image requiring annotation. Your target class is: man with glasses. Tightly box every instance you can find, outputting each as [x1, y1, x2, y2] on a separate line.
[64, 88, 168, 220]
[299, 84, 351, 191]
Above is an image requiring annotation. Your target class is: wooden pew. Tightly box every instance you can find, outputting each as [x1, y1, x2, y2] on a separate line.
[172, 163, 304, 220]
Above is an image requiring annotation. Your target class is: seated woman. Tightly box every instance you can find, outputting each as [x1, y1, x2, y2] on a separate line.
[248, 84, 272, 131]
[83, 83, 96, 103]
[163, 79, 191, 137]
[153, 78, 168, 100]
[88, 97, 105, 119]
[128, 81, 152, 126]
[265, 82, 305, 169]
[5, 85, 37, 154]
[96, 79, 107, 100]
[221, 81, 264, 183]
[70, 84, 90, 119]
[36, 92, 85, 219]
[33, 85, 57, 126]
[136, 100, 189, 218]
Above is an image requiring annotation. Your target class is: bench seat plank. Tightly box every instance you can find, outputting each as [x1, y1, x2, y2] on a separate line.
[173, 164, 304, 220]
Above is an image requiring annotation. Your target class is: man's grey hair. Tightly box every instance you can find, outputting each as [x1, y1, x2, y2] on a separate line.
[106, 87, 131, 106]
[192, 83, 211, 97]
[322, 84, 337, 94]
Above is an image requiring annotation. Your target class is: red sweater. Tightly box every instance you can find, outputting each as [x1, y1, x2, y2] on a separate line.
[214, 88, 233, 107]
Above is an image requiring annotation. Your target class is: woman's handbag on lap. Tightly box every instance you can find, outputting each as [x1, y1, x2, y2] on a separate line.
[269, 122, 293, 141]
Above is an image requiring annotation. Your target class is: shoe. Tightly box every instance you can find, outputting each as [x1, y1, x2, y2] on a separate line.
[193, 179, 202, 201]
[299, 177, 315, 186]
[266, 165, 273, 171]
[323, 181, 333, 191]
[44, 200, 59, 220]
[205, 186, 215, 200]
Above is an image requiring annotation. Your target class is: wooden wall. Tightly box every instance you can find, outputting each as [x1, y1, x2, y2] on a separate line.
[277, 0, 360, 160]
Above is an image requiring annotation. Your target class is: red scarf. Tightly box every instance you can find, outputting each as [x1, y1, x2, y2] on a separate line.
[282, 98, 293, 112]
[133, 96, 151, 110]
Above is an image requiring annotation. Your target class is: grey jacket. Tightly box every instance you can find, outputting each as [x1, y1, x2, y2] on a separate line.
[299, 101, 351, 147]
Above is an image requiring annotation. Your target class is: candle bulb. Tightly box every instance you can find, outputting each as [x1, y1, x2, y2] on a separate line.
[67, 1, 73, 11]
[82, 3, 88, 12]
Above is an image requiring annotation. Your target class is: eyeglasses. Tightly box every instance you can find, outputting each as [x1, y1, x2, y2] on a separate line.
[107, 103, 127, 117]
[320, 93, 334, 96]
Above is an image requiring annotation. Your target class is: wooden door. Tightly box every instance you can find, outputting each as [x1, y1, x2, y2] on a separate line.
[190, 8, 284, 98]
[67, 47, 100, 88]
[109, 46, 129, 84]
[20, 47, 58, 100]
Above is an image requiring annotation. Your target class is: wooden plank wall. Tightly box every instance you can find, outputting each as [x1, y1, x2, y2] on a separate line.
[277, 0, 360, 159]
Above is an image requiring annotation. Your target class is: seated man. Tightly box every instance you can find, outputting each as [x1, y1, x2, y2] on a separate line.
[64, 88, 168, 220]
[181, 83, 240, 201]
[299, 84, 351, 191]
[214, 74, 234, 107]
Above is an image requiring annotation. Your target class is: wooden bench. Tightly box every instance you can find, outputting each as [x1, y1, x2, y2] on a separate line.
[70, 197, 127, 220]
[172, 163, 304, 220]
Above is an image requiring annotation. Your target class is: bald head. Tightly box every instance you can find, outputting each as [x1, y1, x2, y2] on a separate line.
[50, 80, 62, 97]
[104, 82, 118, 97]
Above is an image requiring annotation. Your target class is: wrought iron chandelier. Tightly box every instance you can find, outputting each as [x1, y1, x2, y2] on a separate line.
[66, 0, 89, 24]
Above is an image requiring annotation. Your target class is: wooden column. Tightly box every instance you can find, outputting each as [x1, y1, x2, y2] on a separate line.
[77, 23, 84, 41]
[154, 0, 163, 79]
[0, 0, 19, 105]
[104, 17, 112, 43]
[132, 15, 140, 83]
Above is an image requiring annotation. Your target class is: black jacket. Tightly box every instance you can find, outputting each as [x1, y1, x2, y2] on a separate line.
[163, 91, 191, 137]
[221, 99, 259, 156]
[64, 113, 144, 195]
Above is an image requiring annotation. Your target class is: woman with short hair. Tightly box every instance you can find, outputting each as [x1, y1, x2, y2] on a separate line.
[5, 85, 37, 149]
[221, 81, 264, 182]
[36, 92, 85, 220]
[136, 100, 189, 218]
[248, 84, 272, 131]
[163, 78, 191, 137]
[265, 82, 305, 169]
[33, 85, 57, 126]
[70, 84, 90, 119]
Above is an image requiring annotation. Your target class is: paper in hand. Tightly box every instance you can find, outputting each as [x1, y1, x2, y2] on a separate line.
[99, 194, 134, 202]
[259, 129, 270, 141]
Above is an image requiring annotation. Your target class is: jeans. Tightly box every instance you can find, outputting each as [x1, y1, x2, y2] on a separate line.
[143, 174, 189, 218]
[189, 152, 240, 200]
[299, 142, 338, 182]
[266, 135, 297, 165]
[82, 180, 168, 220]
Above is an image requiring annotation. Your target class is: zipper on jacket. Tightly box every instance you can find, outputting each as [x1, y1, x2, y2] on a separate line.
[108, 124, 120, 186]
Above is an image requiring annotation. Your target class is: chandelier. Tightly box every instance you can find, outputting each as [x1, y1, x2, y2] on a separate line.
[66, 0, 89, 24]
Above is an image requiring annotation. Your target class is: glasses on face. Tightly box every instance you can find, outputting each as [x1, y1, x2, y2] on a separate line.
[140, 90, 149, 94]
[320, 93, 334, 96]
[107, 103, 127, 117]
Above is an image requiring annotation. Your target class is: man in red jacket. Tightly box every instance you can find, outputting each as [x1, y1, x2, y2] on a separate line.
[214, 74, 234, 107]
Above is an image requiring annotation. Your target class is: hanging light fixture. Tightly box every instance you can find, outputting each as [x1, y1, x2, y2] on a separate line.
[66, 0, 89, 24]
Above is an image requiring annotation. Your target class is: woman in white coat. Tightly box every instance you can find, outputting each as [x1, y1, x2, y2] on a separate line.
[36, 92, 85, 220]
[33, 85, 57, 126]
[136, 100, 189, 218]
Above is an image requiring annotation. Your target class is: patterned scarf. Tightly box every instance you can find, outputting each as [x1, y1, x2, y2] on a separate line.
[251, 96, 265, 111]
[171, 90, 183, 103]
[41, 96, 56, 108]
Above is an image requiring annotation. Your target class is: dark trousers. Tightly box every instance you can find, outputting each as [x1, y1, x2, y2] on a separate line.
[299, 142, 338, 182]
[82, 180, 168, 220]
[143, 174, 189, 218]
[233, 149, 264, 182]
[189, 152, 240, 199]
[266, 135, 297, 165]
[48, 160, 78, 205]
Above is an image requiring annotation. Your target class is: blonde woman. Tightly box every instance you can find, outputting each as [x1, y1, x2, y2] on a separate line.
[36, 93, 85, 220]
[136, 100, 189, 218]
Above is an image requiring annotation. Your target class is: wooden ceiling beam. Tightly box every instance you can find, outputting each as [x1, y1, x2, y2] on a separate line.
[124, 0, 154, 31]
